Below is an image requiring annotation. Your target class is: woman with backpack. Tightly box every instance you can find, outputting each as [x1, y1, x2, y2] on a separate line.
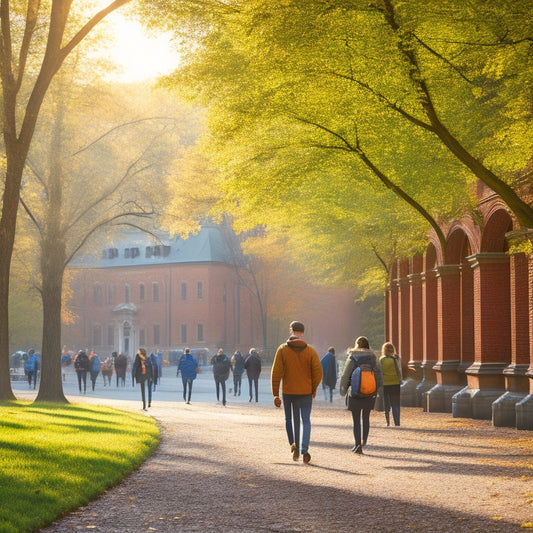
[379, 342, 403, 427]
[211, 349, 231, 406]
[89, 352, 101, 391]
[339, 336, 382, 455]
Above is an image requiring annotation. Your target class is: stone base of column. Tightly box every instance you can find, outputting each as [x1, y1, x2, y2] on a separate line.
[400, 361, 422, 407]
[451, 386, 472, 418]
[492, 391, 527, 427]
[426, 384, 463, 413]
[516, 395, 533, 430]
[452, 386, 506, 420]
[416, 360, 437, 411]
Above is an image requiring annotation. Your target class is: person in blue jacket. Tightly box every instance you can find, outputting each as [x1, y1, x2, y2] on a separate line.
[178, 348, 199, 404]
[320, 347, 337, 402]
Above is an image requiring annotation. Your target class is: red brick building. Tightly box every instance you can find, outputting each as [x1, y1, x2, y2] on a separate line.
[386, 182, 533, 430]
[63, 223, 361, 363]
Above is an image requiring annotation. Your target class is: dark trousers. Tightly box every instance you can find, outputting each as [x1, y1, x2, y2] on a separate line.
[215, 378, 226, 405]
[77, 370, 87, 393]
[182, 377, 193, 402]
[248, 377, 259, 402]
[383, 384, 401, 426]
[138, 378, 147, 409]
[233, 374, 242, 395]
[90, 371, 99, 391]
[351, 406, 371, 447]
[27, 371, 37, 389]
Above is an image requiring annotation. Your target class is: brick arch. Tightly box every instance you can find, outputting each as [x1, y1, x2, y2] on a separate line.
[481, 208, 514, 252]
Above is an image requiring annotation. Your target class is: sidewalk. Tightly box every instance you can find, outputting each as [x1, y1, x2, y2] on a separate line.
[34, 386, 533, 533]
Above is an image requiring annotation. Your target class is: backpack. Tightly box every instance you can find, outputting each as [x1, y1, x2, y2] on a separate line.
[351, 362, 377, 398]
[24, 359, 35, 373]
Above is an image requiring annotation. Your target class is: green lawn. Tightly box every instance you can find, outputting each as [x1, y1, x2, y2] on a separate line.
[0, 401, 159, 533]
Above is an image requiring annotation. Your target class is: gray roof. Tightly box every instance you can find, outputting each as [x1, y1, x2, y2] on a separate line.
[70, 224, 243, 269]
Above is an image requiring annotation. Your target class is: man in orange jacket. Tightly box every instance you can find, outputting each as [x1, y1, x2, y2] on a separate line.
[271, 320, 323, 464]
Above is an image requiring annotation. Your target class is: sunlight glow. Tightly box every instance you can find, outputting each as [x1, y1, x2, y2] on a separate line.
[100, 9, 180, 83]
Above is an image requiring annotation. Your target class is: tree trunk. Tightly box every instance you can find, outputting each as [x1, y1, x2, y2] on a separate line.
[34, 249, 68, 403]
[0, 151, 27, 401]
[35, 100, 68, 404]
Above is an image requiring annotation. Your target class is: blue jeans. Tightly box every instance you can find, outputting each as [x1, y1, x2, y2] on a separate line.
[282, 393, 313, 454]
[182, 377, 193, 402]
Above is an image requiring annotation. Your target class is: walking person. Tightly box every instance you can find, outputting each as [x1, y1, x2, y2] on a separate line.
[133, 348, 151, 411]
[244, 348, 262, 402]
[271, 321, 323, 464]
[146, 352, 159, 407]
[320, 347, 337, 402]
[89, 352, 101, 391]
[24, 350, 40, 390]
[379, 342, 402, 427]
[114, 352, 128, 387]
[211, 349, 231, 406]
[101, 357, 114, 386]
[340, 336, 382, 455]
[178, 348, 199, 404]
[74, 350, 90, 394]
[231, 350, 245, 396]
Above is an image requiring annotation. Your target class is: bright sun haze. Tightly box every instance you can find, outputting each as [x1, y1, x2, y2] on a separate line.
[93, 2, 180, 82]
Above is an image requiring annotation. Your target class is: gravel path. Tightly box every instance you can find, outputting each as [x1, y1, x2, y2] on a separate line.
[41, 399, 533, 532]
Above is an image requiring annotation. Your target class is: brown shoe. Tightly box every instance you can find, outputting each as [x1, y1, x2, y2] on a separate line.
[302, 452, 311, 464]
[290, 443, 299, 461]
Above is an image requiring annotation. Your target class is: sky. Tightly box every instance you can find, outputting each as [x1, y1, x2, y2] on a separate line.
[99, 7, 181, 83]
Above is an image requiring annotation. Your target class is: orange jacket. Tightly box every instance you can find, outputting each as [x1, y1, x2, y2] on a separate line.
[271, 336, 323, 396]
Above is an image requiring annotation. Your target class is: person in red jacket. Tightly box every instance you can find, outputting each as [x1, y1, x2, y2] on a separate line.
[271, 321, 323, 464]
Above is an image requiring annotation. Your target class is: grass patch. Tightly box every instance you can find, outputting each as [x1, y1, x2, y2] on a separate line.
[0, 401, 159, 533]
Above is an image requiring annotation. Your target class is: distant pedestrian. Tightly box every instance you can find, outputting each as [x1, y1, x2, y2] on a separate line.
[89, 352, 101, 391]
[379, 342, 402, 427]
[244, 348, 262, 403]
[24, 349, 40, 390]
[133, 348, 151, 411]
[153, 350, 163, 391]
[74, 350, 90, 394]
[321, 347, 337, 402]
[178, 348, 199, 404]
[146, 352, 159, 407]
[271, 321, 323, 464]
[340, 336, 382, 454]
[101, 357, 114, 387]
[231, 350, 245, 396]
[115, 352, 128, 387]
[211, 349, 231, 406]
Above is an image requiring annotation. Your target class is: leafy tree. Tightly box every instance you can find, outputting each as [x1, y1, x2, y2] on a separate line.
[16, 73, 189, 402]
[156, 0, 532, 294]
[0, 0, 135, 401]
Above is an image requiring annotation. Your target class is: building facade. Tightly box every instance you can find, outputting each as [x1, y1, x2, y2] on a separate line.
[386, 181, 533, 430]
[63, 223, 362, 363]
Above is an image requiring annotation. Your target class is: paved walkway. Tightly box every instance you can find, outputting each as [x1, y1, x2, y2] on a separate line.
[14, 371, 533, 532]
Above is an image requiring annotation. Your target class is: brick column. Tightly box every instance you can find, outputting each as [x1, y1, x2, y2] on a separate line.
[385, 286, 391, 344]
[516, 232, 533, 430]
[426, 264, 463, 413]
[417, 269, 438, 409]
[389, 280, 399, 350]
[460, 253, 510, 420]
[398, 276, 411, 368]
[494, 252, 530, 426]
